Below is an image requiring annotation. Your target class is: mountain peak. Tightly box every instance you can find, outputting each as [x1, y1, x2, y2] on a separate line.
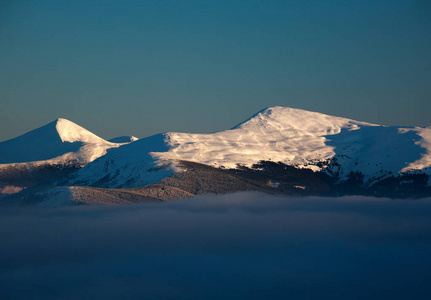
[54, 118, 105, 144]
[0, 118, 122, 165]
[233, 106, 375, 134]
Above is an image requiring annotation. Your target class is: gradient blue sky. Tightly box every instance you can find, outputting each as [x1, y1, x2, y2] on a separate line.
[1, 0, 430, 141]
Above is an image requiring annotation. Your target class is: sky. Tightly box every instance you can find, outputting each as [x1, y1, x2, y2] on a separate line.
[1, 193, 431, 299]
[1, 0, 430, 141]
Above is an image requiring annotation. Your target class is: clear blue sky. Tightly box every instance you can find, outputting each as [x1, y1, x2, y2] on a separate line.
[1, 0, 430, 141]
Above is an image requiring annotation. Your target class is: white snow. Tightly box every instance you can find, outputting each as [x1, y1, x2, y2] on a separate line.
[0, 118, 131, 167]
[399, 127, 431, 172]
[157, 107, 375, 168]
[3, 107, 431, 188]
[72, 106, 431, 188]
[70, 133, 174, 188]
[56, 118, 105, 144]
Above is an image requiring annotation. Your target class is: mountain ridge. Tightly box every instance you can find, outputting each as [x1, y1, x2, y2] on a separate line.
[1, 106, 431, 205]
[70, 106, 431, 188]
[0, 118, 129, 166]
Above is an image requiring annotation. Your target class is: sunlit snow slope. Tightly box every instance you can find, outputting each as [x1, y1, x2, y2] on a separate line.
[72, 107, 431, 188]
[0, 118, 126, 166]
[159, 107, 374, 169]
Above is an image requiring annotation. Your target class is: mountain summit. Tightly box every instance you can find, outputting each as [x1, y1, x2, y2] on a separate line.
[2, 107, 431, 205]
[0, 118, 125, 165]
[70, 107, 431, 188]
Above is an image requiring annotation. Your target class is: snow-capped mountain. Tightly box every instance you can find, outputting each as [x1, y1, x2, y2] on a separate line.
[70, 107, 431, 188]
[0, 118, 128, 167]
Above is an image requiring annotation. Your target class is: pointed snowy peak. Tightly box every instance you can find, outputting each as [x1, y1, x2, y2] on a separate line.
[233, 106, 376, 134]
[0, 118, 121, 165]
[54, 118, 106, 144]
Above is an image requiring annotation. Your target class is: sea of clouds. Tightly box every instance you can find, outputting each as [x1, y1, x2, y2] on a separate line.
[1, 192, 431, 299]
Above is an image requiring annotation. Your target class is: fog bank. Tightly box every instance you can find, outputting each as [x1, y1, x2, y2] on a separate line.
[1, 192, 431, 299]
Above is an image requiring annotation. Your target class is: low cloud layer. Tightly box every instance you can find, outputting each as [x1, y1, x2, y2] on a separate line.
[1, 193, 431, 299]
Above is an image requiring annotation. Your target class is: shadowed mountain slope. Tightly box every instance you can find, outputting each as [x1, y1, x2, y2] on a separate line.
[0, 118, 126, 165]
